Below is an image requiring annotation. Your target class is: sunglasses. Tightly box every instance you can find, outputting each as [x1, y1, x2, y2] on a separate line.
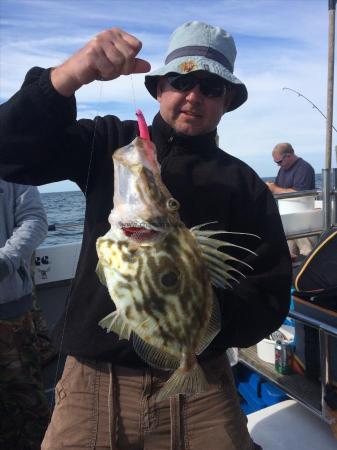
[166, 73, 228, 98]
[274, 154, 289, 165]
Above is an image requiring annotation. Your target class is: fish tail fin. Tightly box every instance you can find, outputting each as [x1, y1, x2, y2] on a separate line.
[156, 362, 209, 402]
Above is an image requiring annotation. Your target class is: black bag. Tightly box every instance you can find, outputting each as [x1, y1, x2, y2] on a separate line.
[292, 227, 337, 384]
[293, 226, 337, 309]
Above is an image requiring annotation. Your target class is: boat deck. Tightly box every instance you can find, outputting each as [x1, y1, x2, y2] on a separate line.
[248, 399, 337, 449]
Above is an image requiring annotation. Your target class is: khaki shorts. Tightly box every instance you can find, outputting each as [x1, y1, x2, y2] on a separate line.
[42, 354, 258, 450]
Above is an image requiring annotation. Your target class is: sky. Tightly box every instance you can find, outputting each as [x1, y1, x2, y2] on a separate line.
[0, 0, 336, 193]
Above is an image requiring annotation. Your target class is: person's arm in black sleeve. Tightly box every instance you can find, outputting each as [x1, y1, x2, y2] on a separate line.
[0, 67, 95, 188]
[217, 184, 292, 349]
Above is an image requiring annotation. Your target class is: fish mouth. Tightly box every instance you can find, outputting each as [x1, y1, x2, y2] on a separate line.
[121, 226, 160, 242]
[120, 219, 168, 242]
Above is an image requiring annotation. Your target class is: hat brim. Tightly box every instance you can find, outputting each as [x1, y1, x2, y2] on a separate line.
[144, 55, 247, 112]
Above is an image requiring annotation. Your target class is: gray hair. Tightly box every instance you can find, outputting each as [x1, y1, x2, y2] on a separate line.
[272, 143, 294, 157]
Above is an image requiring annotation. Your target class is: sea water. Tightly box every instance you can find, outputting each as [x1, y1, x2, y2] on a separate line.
[40, 174, 323, 247]
[40, 191, 85, 246]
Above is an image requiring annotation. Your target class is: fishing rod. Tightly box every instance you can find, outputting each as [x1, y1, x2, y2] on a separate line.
[282, 87, 337, 133]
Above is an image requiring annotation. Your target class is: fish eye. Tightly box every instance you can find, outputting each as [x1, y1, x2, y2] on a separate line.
[161, 271, 179, 288]
[166, 198, 180, 211]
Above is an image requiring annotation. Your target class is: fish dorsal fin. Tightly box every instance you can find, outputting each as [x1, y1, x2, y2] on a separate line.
[132, 332, 180, 370]
[195, 292, 221, 355]
[193, 232, 257, 255]
[191, 224, 256, 290]
[190, 222, 259, 241]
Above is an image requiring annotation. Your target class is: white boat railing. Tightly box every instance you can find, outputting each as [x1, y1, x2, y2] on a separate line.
[275, 189, 324, 240]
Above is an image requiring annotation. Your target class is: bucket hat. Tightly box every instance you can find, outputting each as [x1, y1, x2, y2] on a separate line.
[145, 21, 248, 112]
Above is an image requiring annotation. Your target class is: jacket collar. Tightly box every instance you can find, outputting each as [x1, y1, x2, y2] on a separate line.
[150, 113, 218, 162]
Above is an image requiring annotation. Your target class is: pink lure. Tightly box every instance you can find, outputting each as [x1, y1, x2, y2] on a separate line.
[136, 109, 155, 167]
[136, 109, 150, 140]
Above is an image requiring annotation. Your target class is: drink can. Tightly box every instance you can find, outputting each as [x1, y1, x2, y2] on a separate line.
[275, 339, 293, 374]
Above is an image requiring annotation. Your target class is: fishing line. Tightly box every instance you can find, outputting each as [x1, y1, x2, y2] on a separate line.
[48, 79, 105, 414]
[84, 80, 105, 193]
[130, 74, 138, 112]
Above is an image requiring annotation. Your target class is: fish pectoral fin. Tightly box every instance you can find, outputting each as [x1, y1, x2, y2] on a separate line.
[132, 332, 180, 370]
[156, 362, 209, 402]
[99, 311, 131, 340]
[195, 292, 221, 355]
[96, 261, 107, 287]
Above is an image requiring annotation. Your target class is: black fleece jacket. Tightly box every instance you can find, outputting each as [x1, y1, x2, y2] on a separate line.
[0, 67, 292, 366]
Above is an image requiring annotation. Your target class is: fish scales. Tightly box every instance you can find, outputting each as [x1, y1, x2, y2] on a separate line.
[96, 128, 254, 400]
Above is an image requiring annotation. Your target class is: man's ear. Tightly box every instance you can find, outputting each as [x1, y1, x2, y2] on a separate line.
[156, 78, 164, 102]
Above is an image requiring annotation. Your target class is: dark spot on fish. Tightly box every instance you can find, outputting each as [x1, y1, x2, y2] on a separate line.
[161, 271, 179, 288]
[116, 282, 130, 291]
[125, 306, 132, 320]
[139, 166, 167, 206]
[156, 321, 176, 348]
[121, 251, 133, 262]
[124, 253, 136, 263]
[122, 273, 133, 282]
[134, 301, 143, 313]
[117, 241, 128, 251]
[144, 289, 166, 315]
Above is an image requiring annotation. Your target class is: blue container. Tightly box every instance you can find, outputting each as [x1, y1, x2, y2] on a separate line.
[236, 365, 288, 413]
[261, 381, 287, 406]
[238, 380, 266, 414]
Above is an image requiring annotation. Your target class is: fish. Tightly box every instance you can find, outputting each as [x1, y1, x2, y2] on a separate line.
[96, 110, 255, 401]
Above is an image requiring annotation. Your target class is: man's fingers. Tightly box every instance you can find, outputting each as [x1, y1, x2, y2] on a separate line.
[101, 38, 150, 76]
[51, 27, 150, 94]
[120, 31, 143, 52]
[133, 58, 151, 74]
[109, 32, 145, 75]
[84, 28, 148, 77]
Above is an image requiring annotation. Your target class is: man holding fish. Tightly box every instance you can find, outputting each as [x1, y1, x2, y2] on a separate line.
[0, 21, 291, 450]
